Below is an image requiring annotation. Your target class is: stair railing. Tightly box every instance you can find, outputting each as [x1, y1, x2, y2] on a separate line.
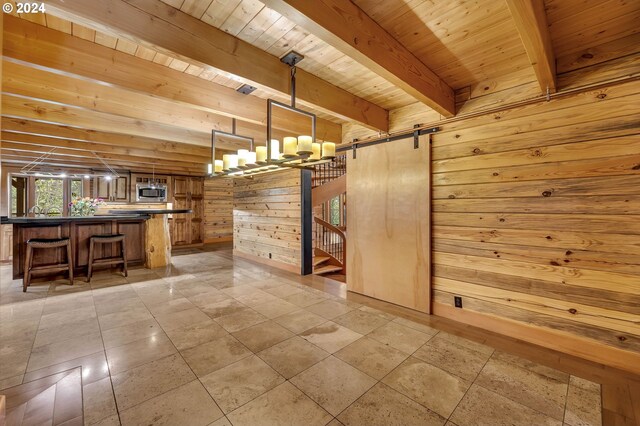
[314, 216, 346, 272]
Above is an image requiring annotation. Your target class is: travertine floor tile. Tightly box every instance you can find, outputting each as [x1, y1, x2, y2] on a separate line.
[227, 382, 332, 426]
[111, 353, 196, 410]
[272, 309, 327, 334]
[300, 322, 363, 353]
[338, 382, 446, 426]
[146, 297, 195, 315]
[83, 377, 118, 425]
[33, 317, 101, 348]
[392, 317, 439, 336]
[367, 322, 432, 354]
[450, 384, 561, 426]
[413, 333, 491, 381]
[263, 284, 304, 298]
[290, 356, 376, 416]
[163, 319, 228, 351]
[235, 289, 279, 307]
[101, 319, 165, 350]
[154, 307, 212, 332]
[258, 336, 329, 379]
[24, 351, 109, 386]
[333, 310, 390, 335]
[232, 321, 294, 352]
[98, 306, 154, 331]
[564, 376, 602, 426]
[214, 308, 268, 333]
[180, 334, 251, 377]
[119, 380, 223, 426]
[106, 334, 177, 375]
[201, 299, 247, 318]
[282, 291, 327, 307]
[27, 333, 104, 372]
[252, 298, 299, 318]
[306, 299, 354, 320]
[200, 355, 284, 413]
[382, 357, 471, 418]
[335, 336, 408, 380]
[475, 356, 568, 420]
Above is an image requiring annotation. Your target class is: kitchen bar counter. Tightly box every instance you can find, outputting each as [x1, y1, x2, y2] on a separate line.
[6, 215, 148, 279]
[107, 209, 192, 215]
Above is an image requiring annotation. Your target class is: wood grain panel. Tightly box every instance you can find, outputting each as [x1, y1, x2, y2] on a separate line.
[233, 169, 302, 270]
[204, 178, 233, 242]
[429, 72, 640, 360]
[347, 134, 430, 312]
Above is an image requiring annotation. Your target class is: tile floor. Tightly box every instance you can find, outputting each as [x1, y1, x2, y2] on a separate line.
[0, 246, 602, 426]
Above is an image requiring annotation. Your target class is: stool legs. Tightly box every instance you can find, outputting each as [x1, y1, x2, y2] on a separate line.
[66, 240, 74, 286]
[23, 244, 33, 292]
[87, 238, 95, 283]
[122, 238, 128, 278]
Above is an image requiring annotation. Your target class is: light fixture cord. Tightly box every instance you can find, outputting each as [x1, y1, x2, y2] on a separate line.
[290, 65, 297, 108]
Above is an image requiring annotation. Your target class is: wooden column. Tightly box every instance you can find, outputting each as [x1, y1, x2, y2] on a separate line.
[144, 214, 171, 268]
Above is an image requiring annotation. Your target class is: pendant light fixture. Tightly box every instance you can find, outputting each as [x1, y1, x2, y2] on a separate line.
[209, 51, 336, 178]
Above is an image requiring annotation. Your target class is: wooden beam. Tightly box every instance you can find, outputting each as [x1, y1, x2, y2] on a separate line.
[1, 118, 211, 159]
[2, 16, 342, 142]
[40, 0, 389, 131]
[1, 142, 204, 169]
[261, 0, 455, 118]
[505, 0, 557, 93]
[1, 130, 208, 164]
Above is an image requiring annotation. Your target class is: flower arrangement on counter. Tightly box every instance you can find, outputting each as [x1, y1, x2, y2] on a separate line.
[69, 197, 106, 216]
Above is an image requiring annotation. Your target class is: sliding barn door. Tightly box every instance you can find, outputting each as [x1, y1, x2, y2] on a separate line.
[347, 134, 431, 313]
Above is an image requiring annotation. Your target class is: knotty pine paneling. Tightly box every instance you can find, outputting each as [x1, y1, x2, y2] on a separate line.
[232, 169, 302, 270]
[204, 178, 233, 242]
[432, 78, 640, 354]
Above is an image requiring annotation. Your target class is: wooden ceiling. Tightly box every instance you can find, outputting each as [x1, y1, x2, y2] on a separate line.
[1, 0, 638, 174]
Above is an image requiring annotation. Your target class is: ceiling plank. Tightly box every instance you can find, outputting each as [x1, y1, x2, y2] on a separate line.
[505, 0, 557, 93]
[2, 118, 210, 159]
[41, 0, 389, 131]
[1, 129, 209, 164]
[261, 0, 455, 118]
[1, 143, 203, 169]
[2, 16, 342, 142]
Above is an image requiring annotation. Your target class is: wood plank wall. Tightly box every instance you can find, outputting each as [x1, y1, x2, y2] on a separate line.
[204, 178, 233, 242]
[431, 78, 640, 355]
[232, 169, 302, 272]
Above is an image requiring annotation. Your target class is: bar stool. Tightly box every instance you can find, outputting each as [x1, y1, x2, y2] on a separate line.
[24, 238, 73, 292]
[87, 234, 128, 282]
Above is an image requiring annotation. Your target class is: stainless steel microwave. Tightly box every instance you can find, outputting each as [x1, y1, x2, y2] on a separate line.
[135, 183, 167, 202]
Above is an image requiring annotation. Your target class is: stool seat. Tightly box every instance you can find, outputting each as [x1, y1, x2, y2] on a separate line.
[88, 234, 128, 282]
[24, 238, 73, 292]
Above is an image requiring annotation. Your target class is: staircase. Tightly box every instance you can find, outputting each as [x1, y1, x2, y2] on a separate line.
[310, 154, 347, 276]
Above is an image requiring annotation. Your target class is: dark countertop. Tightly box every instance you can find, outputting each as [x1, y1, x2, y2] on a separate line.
[107, 209, 193, 215]
[1, 214, 150, 224]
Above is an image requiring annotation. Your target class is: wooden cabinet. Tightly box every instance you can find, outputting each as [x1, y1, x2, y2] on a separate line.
[171, 177, 204, 247]
[0, 225, 13, 263]
[93, 175, 129, 203]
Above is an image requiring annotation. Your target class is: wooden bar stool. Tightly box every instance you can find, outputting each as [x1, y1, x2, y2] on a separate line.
[87, 234, 128, 282]
[24, 238, 73, 292]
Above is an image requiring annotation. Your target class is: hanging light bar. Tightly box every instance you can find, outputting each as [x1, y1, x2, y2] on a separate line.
[209, 51, 336, 178]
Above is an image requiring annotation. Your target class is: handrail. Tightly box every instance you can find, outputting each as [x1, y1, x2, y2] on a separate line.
[314, 216, 345, 240]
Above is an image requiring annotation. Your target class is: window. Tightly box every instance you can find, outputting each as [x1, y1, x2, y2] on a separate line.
[70, 178, 84, 199]
[329, 196, 340, 226]
[34, 178, 64, 216]
[11, 176, 28, 217]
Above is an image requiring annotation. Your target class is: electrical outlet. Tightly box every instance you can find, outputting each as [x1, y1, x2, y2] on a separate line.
[454, 296, 463, 308]
[268, 253, 272, 259]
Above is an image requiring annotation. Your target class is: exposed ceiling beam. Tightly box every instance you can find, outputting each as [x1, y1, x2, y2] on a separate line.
[2, 93, 219, 148]
[2, 60, 307, 144]
[1, 153, 203, 174]
[505, 0, 557, 93]
[1, 118, 211, 159]
[41, 0, 389, 131]
[1, 131, 209, 164]
[261, 0, 455, 118]
[1, 143, 203, 169]
[2, 16, 342, 142]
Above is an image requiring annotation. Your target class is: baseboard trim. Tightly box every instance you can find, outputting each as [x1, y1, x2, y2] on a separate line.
[204, 237, 233, 244]
[232, 250, 300, 274]
[433, 302, 640, 375]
